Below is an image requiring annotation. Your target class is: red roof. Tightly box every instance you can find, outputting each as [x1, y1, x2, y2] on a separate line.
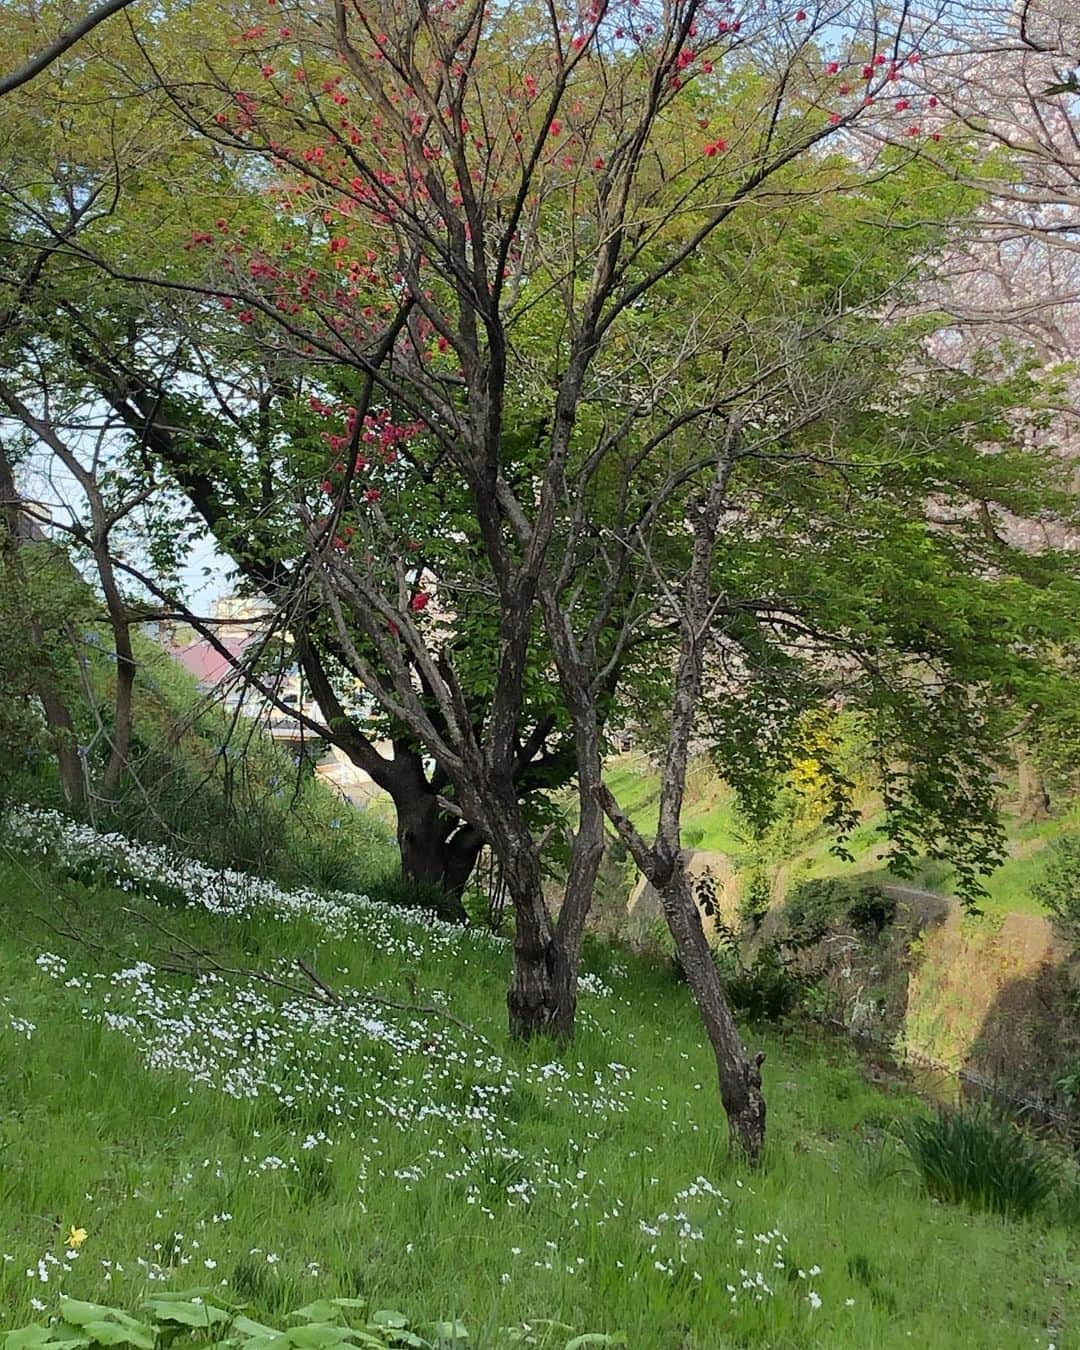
[168, 637, 255, 687]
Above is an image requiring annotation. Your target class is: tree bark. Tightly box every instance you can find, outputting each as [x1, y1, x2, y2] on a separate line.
[1016, 743, 1051, 823]
[502, 834, 571, 1040]
[395, 792, 476, 922]
[660, 859, 766, 1163]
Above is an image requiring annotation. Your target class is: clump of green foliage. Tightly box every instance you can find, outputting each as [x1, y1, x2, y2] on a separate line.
[1032, 834, 1080, 949]
[0, 1291, 622, 1350]
[712, 931, 813, 1024]
[783, 878, 896, 940]
[900, 1109, 1059, 1217]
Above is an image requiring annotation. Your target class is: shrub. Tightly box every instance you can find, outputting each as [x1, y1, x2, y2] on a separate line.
[712, 922, 816, 1024]
[714, 941, 807, 1023]
[782, 877, 846, 941]
[1032, 833, 1080, 950]
[846, 884, 897, 936]
[900, 1108, 1058, 1216]
[784, 876, 896, 940]
[365, 872, 469, 924]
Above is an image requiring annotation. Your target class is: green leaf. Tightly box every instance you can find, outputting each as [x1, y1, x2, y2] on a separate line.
[55, 1304, 120, 1330]
[234, 1336, 287, 1350]
[70, 1322, 154, 1350]
[5, 1329, 88, 1350]
[229, 1319, 279, 1340]
[327, 1304, 367, 1313]
[282, 1326, 354, 1349]
[564, 1337, 627, 1350]
[143, 1300, 229, 1329]
[369, 1315, 408, 1330]
[426, 1324, 468, 1344]
[287, 1307, 344, 1327]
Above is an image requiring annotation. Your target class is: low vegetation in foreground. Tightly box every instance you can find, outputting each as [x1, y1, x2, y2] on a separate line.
[1, 809, 1076, 1349]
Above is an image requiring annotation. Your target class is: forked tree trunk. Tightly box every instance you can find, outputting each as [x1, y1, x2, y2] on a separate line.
[660, 861, 766, 1163]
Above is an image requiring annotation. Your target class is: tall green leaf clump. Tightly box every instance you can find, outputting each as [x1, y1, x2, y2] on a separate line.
[901, 1110, 1058, 1216]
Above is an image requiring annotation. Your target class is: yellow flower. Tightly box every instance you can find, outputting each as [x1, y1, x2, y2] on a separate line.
[67, 1226, 88, 1250]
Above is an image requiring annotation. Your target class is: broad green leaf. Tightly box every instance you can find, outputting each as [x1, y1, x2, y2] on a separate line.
[564, 1337, 628, 1350]
[235, 1336, 288, 1350]
[287, 1306, 343, 1327]
[55, 1303, 118, 1329]
[369, 1314, 408, 1330]
[230, 1318, 279, 1339]
[282, 1326, 354, 1349]
[143, 1300, 229, 1328]
[426, 1324, 468, 1343]
[5, 1330, 88, 1350]
[72, 1321, 154, 1350]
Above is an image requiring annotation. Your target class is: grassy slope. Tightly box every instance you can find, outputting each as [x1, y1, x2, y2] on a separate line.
[0, 832, 1074, 1349]
[604, 755, 1078, 917]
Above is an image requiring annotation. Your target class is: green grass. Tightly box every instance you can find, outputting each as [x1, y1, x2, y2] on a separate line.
[0, 826, 1075, 1349]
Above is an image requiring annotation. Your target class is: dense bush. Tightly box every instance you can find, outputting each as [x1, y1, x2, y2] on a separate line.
[1033, 833, 1080, 950]
[783, 877, 895, 940]
[900, 1109, 1058, 1217]
[713, 939, 809, 1023]
[711, 920, 820, 1024]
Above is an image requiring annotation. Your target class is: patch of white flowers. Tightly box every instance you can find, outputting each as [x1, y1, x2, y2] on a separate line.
[4, 806, 847, 1325]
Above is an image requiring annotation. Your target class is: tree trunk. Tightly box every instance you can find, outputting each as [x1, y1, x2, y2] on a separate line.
[660, 859, 766, 1164]
[91, 528, 135, 800]
[34, 657, 86, 810]
[395, 793, 472, 922]
[502, 840, 572, 1041]
[1016, 744, 1050, 824]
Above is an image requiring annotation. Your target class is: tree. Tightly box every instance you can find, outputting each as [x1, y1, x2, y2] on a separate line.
[4, 0, 1079, 1161]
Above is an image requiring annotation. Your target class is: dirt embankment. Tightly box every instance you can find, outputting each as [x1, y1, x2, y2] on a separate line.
[621, 851, 1078, 1118]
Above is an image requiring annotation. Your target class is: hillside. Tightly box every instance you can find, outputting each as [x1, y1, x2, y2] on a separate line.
[602, 754, 1080, 919]
[1, 809, 1075, 1349]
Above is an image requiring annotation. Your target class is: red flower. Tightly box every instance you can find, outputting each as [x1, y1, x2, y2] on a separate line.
[410, 592, 431, 611]
[364, 488, 381, 502]
[703, 139, 727, 156]
[826, 61, 839, 75]
[795, 9, 807, 20]
[549, 118, 562, 136]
